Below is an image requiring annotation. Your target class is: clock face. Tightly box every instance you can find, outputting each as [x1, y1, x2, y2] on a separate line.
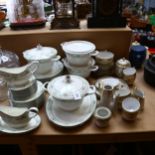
[97, 0, 119, 16]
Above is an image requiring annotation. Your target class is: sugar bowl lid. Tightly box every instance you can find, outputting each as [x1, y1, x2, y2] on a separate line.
[47, 75, 90, 100]
[116, 57, 131, 67]
[61, 40, 96, 54]
[23, 44, 57, 61]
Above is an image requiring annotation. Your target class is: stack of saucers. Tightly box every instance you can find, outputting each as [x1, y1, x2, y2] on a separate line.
[61, 40, 98, 78]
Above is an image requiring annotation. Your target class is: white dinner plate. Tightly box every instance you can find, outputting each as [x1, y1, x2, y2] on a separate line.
[46, 94, 97, 128]
[0, 113, 41, 134]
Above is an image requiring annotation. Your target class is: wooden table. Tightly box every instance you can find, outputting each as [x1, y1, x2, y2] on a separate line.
[0, 24, 155, 155]
[0, 69, 155, 155]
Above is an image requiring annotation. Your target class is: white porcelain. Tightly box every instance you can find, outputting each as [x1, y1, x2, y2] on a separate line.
[61, 40, 98, 66]
[94, 106, 112, 128]
[46, 93, 97, 128]
[98, 84, 115, 111]
[0, 114, 41, 134]
[0, 106, 38, 128]
[63, 58, 98, 78]
[23, 44, 61, 74]
[9, 80, 37, 101]
[0, 61, 38, 88]
[10, 81, 45, 108]
[45, 75, 96, 111]
[34, 61, 64, 82]
[122, 97, 140, 121]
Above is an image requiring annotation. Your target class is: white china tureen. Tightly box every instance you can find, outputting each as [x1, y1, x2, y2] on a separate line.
[45, 75, 96, 111]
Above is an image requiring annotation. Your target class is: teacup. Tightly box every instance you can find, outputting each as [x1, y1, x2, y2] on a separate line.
[0, 106, 38, 128]
[121, 97, 140, 121]
[94, 106, 112, 128]
[122, 67, 136, 85]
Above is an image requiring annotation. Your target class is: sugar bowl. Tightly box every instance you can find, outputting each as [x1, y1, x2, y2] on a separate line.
[45, 75, 96, 111]
[23, 44, 61, 75]
[115, 58, 131, 78]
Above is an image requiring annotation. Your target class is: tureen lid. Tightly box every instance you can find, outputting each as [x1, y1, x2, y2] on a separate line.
[47, 75, 90, 100]
[61, 40, 96, 55]
[23, 44, 57, 61]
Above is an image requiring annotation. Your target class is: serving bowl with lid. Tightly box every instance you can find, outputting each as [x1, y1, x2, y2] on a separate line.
[45, 75, 96, 111]
[23, 44, 61, 74]
[61, 40, 98, 66]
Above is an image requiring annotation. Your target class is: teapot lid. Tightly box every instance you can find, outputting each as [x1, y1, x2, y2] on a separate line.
[23, 44, 57, 61]
[47, 75, 90, 100]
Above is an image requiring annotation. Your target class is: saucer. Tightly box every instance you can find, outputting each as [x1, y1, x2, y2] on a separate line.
[46, 94, 97, 128]
[35, 61, 64, 82]
[95, 77, 128, 90]
[10, 80, 45, 108]
[0, 112, 41, 134]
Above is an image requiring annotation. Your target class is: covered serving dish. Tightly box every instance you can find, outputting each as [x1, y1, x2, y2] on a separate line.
[23, 44, 61, 74]
[45, 75, 96, 111]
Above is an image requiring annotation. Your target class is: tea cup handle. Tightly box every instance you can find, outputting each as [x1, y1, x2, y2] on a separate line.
[52, 55, 61, 62]
[90, 50, 99, 56]
[28, 107, 39, 119]
[90, 65, 99, 72]
[43, 81, 49, 93]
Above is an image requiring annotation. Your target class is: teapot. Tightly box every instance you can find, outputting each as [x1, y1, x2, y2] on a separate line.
[0, 61, 38, 88]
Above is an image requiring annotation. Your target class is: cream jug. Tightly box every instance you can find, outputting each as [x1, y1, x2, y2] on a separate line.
[97, 83, 115, 111]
